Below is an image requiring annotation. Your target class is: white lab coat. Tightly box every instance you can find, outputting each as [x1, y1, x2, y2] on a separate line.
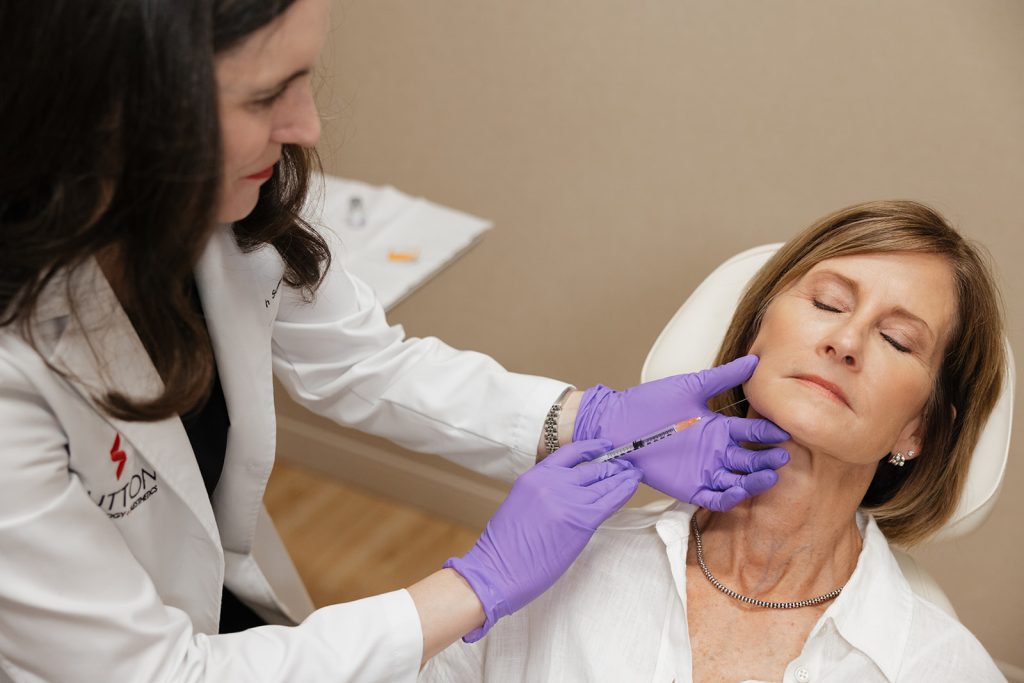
[0, 224, 568, 683]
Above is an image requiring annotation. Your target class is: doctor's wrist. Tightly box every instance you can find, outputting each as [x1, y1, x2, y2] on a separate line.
[537, 389, 582, 461]
[557, 390, 582, 447]
[409, 567, 487, 662]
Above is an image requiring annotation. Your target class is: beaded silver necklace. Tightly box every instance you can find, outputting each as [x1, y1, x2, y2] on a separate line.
[690, 515, 844, 610]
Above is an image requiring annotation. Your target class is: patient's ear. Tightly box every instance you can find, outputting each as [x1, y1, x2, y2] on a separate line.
[892, 415, 924, 462]
[894, 404, 955, 462]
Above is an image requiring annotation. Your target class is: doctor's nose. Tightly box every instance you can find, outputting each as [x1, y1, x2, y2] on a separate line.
[271, 82, 321, 148]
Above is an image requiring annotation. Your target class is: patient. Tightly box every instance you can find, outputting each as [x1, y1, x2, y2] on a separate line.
[420, 200, 1007, 682]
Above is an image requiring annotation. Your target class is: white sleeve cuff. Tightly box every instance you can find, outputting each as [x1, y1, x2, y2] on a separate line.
[507, 378, 573, 475]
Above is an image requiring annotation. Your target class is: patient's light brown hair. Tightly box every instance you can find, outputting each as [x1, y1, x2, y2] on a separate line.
[711, 200, 1005, 546]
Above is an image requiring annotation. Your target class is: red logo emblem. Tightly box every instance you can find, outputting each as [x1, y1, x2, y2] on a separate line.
[110, 434, 127, 480]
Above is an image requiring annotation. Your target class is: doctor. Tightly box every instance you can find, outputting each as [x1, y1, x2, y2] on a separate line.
[0, 1, 791, 681]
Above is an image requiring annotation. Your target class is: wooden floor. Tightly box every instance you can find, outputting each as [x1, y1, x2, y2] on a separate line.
[263, 460, 482, 607]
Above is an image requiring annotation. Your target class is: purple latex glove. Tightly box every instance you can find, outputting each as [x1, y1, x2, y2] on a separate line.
[573, 355, 790, 511]
[444, 439, 641, 642]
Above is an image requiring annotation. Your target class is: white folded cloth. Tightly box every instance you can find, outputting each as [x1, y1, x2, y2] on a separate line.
[303, 175, 492, 310]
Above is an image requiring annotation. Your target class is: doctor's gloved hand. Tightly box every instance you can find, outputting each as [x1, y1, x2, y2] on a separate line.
[573, 355, 790, 512]
[443, 440, 641, 643]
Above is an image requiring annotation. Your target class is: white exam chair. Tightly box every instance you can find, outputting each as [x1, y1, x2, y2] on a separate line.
[641, 244, 1016, 618]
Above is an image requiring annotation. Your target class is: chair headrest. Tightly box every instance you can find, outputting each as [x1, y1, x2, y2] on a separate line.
[641, 244, 1015, 543]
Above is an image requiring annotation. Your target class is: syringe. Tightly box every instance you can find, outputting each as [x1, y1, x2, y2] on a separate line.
[587, 417, 701, 465]
[581, 396, 749, 466]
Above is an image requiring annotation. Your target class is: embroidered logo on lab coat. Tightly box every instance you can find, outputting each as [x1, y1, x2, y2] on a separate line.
[87, 434, 160, 520]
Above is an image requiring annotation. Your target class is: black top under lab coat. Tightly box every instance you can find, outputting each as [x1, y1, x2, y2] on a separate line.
[181, 279, 267, 634]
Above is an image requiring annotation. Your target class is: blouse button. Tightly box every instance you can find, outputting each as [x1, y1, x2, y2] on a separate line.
[794, 665, 811, 682]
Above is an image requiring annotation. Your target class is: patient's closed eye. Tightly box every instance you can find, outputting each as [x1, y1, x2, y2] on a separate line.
[881, 333, 911, 353]
[813, 299, 842, 313]
[812, 300, 913, 353]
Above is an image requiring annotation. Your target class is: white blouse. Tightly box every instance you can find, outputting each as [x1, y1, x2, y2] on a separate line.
[421, 503, 1004, 683]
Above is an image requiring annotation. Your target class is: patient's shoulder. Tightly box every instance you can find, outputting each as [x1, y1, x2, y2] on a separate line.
[899, 596, 1004, 681]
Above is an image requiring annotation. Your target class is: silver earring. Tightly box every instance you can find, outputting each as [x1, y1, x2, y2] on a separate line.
[888, 451, 906, 467]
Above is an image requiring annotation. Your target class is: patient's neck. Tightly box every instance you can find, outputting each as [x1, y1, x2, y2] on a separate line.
[694, 438, 875, 597]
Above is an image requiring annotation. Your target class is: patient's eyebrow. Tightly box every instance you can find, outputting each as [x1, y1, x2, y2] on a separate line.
[813, 270, 935, 344]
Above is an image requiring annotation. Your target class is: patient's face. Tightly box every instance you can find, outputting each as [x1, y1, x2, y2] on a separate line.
[745, 252, 956, 465]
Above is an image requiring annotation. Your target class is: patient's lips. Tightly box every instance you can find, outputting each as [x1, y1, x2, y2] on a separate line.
[793, 374, 851, 408]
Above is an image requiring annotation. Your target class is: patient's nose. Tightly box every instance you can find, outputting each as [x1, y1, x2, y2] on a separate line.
[821, 322, 863, 369]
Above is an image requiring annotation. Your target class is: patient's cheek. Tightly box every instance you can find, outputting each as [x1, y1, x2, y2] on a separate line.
[743, 368, 806, 443]
[742, 374, 781, 426]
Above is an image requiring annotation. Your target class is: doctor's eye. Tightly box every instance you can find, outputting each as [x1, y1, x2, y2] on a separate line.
[249, 89, 286, 111]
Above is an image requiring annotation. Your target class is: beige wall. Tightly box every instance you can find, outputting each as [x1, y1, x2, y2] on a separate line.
[278, 0, 1024, 670]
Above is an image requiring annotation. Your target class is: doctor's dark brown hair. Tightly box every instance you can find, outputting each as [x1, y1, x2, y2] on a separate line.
[709, 200, 1005, 546]
[0, 0, 330, 421]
